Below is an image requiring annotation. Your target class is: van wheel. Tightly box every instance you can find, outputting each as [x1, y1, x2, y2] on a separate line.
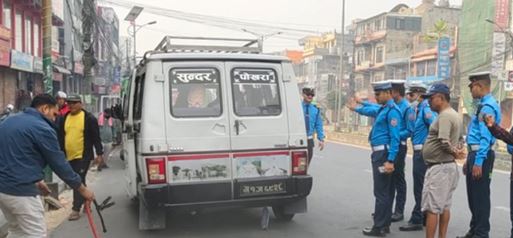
[272, 206, 295, 221]
[138, 198, 166, 230]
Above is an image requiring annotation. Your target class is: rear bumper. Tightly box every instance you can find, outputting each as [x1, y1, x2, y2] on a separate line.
[139, 176, 312, 209]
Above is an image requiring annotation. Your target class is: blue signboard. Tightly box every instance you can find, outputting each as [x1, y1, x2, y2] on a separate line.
[437, 37, 451, 80]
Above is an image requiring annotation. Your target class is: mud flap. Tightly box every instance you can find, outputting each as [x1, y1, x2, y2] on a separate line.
[139, 199, 166, 230]
[283, 197, 307, 214]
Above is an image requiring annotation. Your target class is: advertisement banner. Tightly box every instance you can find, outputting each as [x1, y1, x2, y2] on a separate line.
[437, 37, 451, 80]
[492, 32, 507, 78]
[10, 50, 34, 72]
[495, 0, 510, 31]
[0, 50, 10, 67]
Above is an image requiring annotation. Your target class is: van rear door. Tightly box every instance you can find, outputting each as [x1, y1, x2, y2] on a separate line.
[162, 62, 233, 184]
[224, 62, 292, 182]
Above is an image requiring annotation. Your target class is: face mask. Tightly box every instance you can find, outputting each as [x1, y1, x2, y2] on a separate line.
[410, 100, 419, 108]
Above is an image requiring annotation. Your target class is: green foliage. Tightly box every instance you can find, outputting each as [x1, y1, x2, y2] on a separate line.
[422, 19, 449, 43]
[326, 91, 347, 111]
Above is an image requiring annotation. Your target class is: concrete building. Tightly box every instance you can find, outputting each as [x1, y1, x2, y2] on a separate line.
[408, 1, 460, 106]
[0, 0, 65, 111]
[62, 0, 85, 95]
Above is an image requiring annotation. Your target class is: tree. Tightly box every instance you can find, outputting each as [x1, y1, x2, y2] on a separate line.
[422, 19, 449, 42]
[326, 91, 347, 111]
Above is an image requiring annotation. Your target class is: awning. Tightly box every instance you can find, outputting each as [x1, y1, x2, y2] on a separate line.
[53, 64, 71, 75]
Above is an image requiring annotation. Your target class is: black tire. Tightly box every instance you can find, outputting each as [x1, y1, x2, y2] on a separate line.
[272, 206, 295, 221]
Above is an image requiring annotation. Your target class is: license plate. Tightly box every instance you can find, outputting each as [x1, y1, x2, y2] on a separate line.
[239, 181, 286, 197]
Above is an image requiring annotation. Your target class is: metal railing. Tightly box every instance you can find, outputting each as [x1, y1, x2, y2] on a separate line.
[153, 36, 262, 54]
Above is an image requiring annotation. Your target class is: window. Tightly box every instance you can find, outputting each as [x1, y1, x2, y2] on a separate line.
[427, 60, 437, 76]
[170, 68, 222, 118]
[34, 22, 40, 56]
[25, 15, 31, 54]
[133, 74, 145, 120]
[417, 62, 427, 77]
[357, 50, 364, 65]
[375, 46, 384, 64]
[14, 9, 22, 50]
[395, 19, 405, 30]
[231, 68, 281, 117]
[2, 0, 11, 29]
[375, 19, 381, 31]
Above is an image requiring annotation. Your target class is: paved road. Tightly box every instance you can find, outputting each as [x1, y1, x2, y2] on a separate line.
[51, 142, 511, 237]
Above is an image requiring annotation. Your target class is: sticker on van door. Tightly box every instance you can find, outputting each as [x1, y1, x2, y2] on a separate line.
[234, 151, 290, 178]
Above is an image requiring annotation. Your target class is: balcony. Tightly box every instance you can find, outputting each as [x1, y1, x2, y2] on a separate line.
[355, 30, 387, 45]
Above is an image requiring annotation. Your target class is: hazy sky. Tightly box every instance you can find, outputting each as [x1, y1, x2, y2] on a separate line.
[100, 0, 463, 54]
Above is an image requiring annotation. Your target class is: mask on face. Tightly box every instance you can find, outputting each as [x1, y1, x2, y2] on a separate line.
[410, 100, 419, 108]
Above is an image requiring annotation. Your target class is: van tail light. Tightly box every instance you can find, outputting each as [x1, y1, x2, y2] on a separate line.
[146, 157, 166, 184]
[291, 151, 308, 175]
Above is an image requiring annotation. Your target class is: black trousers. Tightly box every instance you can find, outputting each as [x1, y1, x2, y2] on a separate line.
[465, 150, 494, 238]
[409, 150, 427, 224]
[392, 144, 407, 215]
[371, 149, 393, 229]
[307, 139, 314, 165]
[69, 158, 90, 212]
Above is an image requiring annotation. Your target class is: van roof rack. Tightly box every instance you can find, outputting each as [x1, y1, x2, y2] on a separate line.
[153, 36, 262, 54]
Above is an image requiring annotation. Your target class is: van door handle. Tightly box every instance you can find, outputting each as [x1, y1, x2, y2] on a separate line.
[234, 120, 241, 135]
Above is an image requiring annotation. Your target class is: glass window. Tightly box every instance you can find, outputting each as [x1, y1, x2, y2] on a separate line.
[170, 68, 222, 118]
[133, 74, 145, 120]
[375, 46, 384, 64]
[231, 68, 281, 117]
[15, 9, 22, 50]
[34, 22, 39, 56]
[3, 0, 11, 29]
[25, 15, 31, 54]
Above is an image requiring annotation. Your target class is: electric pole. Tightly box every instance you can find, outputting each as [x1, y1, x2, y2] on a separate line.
[335, 0, 346, 131]
[82, 0, 96, 94]
[42, 0, 53, 94]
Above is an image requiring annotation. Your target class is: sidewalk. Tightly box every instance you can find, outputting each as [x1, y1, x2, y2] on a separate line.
[326, 129, 512, 172]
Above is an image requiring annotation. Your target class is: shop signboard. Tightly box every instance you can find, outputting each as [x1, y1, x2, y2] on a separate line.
[11, 50, 34, 72]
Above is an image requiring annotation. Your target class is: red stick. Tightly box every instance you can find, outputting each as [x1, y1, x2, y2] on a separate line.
[85, 203, 101, 238]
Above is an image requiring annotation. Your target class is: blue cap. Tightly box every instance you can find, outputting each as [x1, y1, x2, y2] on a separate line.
[425, 83, 450, 97]
[372, 81, 393, 91]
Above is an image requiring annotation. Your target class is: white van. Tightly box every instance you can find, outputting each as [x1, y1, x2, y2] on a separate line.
[121, 36, 312, 230]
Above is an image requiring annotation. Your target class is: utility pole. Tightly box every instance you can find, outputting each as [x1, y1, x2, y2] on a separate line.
[42, 0, 53, 94]
[335, 0, 346, 131]
[42, 0, 53, 184]
[126, 38, 130, 71]
[82, 0, 96, 94]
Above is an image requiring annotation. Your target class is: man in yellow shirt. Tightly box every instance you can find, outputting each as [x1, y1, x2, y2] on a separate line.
[57, 95, 103, 221]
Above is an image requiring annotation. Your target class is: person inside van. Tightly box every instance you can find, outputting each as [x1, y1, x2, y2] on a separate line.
[187, 85, 206, 108]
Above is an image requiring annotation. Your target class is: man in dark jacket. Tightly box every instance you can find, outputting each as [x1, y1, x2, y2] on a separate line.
[57, 95, 103, 221]
[0, 94, 94, 237]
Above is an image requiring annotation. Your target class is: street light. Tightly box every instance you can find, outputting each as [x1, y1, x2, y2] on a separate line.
[124, 6, 157, 67]
[241, 28, 283, 52]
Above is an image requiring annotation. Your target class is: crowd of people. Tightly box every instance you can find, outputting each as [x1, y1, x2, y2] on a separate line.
[0, 91, 119, 237]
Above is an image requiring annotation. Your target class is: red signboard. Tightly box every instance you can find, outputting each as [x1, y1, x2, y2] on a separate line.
[0, 25, 12, 66]
[495, 0, 510, 31]
[0, 49, 10, 67]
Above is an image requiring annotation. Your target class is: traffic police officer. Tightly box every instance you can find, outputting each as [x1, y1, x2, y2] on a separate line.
[388, 80, 415, 222]
[301, 87, 325, 165]
[400, 82, 438, 231]
[348, 81, 401, 236]
[458, 72, 501, 238]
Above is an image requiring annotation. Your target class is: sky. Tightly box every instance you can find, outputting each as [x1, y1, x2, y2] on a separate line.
[99, 0, 463, 55]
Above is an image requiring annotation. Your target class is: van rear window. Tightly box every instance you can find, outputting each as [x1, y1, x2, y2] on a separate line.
[170, 68, 222, 118]
[231, 68, 281, 117]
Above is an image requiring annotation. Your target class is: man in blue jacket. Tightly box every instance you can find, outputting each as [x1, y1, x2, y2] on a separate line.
[302, 87, 325, 165]
[348, 81, 401, 236]
[0, 94, 95, 237]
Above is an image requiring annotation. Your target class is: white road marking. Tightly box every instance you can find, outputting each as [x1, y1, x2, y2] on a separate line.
[495, 206, 510, 212]
[327, 140, 511, 175]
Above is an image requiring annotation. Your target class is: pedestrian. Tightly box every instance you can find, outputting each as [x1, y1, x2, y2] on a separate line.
[421, 83, 465, 238]
[400, 82, 438, 232]
[56, 91, 70, 116]
[301, 87, 325, 165]
[0, 94, 95, 237]
[483, 115, 513, 238]
[0, 104, 14, 123]
[388, 80, 415, 222]
[57, 95, 103, 221]
[348, 81, 401, 237]
[94, 108, 114, 171]
[457, 72, 501, 238]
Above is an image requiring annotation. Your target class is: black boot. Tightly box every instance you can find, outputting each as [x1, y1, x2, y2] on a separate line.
[455, 231, 473, 238]
[391, 212, 404, 222]
[399, 223, 422, 231]
[362, 227, 386, 237]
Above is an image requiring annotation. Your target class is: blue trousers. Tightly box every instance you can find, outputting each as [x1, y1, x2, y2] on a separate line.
[409, 150, 427, 224]
[392, 144, 407, 215]
[465, 150, 495, 238]
[371, 149, 393, 229]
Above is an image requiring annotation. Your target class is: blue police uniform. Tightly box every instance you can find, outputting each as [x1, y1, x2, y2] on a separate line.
[465, 92, 501, 238]
[302, 101, 325, 164]
[408, 99, 437, 225]
[355, 82, 401, 232]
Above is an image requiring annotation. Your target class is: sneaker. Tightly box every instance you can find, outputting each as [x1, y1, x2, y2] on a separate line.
[90, 165, 98, 172]
[68, 211, 80, 221]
